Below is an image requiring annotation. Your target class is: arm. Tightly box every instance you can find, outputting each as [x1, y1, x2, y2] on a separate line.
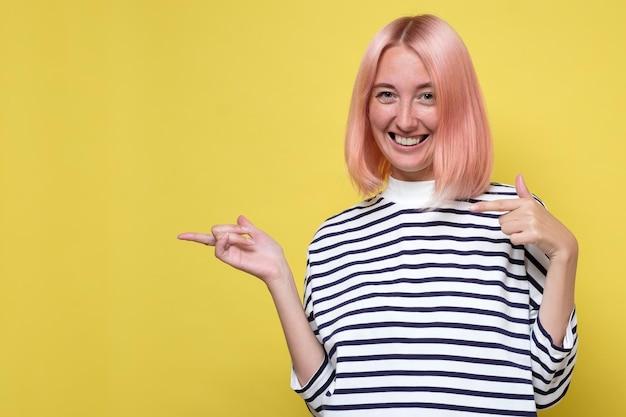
[470, 174, 578, 407]
[536, 239, 577, 347]
[266, 268, 326, 385]
[290, 261, 336, 416]
[470, 174, 577, 345]
[525, 243, 578, 408]
[178, 215, 325, 386]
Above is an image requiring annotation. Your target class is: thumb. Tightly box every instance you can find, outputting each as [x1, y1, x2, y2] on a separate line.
[237, 215, 264, 242]
[515, 173, 532, 199]
[237, 215, 256, 232]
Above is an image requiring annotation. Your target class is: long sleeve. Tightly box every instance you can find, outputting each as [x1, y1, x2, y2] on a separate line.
[526, 244, 578, 408]
[288, 183, 578, 415]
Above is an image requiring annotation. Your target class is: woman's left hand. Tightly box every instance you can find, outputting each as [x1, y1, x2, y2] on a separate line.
[469, 174, 577, 261]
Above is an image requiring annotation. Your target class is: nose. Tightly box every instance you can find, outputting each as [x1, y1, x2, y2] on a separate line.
[395, 99, 419, 132]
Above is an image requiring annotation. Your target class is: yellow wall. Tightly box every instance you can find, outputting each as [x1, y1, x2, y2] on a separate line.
[1, 0, 623, 416]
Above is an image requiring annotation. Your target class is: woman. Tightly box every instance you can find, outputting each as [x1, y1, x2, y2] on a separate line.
[179, 14, 578, 417]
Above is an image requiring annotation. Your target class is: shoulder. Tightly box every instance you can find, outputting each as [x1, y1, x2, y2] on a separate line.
[308, 194, 391, 246]
[471, 182, 545, 206]
[473, 182, 517, 202]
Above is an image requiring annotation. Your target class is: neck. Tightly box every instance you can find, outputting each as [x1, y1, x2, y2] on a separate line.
[381, 177, 436, 207]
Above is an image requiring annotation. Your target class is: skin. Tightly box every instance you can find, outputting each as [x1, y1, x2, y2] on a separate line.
[178, 48, 577, 387]
[369, 45, 439, 181]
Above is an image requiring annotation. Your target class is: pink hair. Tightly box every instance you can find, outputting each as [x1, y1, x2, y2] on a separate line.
[345, 14, 493, 203]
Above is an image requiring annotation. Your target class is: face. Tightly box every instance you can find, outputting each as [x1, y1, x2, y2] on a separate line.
[369, 45, 439, 182]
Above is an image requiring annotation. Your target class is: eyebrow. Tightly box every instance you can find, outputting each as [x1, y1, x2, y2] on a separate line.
[372, 82, 433, 90]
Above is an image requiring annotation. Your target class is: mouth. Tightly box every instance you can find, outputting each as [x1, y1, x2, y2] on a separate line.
[388, 132, 429, 146]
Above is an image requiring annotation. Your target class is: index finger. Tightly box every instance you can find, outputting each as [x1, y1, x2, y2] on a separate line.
[469, 198, 523, 213]
[177, 232, 217, 246]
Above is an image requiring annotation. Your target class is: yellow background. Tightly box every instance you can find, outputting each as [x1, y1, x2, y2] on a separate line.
[1, 0, 624, 416]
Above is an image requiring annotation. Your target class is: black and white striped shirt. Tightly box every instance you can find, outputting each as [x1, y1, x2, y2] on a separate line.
[291, 178, 577, 417]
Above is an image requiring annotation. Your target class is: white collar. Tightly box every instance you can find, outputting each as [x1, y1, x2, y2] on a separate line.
[380, 177, 435, 208]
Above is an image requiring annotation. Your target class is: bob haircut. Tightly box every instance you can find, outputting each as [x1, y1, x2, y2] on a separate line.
[345, 14, 493, 204]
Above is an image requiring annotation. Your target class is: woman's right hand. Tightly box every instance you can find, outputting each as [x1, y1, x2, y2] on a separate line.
[179, 214, 326, 386]
[178, 215, 289, 285]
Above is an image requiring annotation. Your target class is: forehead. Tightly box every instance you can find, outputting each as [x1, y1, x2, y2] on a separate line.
[374, 45, 431, 84]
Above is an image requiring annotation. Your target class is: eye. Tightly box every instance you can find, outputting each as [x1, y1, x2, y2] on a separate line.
[418, 92, 436, 104]
[374, 91, 397, 104]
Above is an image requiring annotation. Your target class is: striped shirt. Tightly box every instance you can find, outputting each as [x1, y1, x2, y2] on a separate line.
[291, 178, 577, 417]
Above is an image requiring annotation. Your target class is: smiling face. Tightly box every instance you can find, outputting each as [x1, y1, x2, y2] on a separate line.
[369, 45, 439, 182]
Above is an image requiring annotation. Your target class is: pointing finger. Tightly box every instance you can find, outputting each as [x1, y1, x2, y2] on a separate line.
[469, 198, 523, 213]
[177, 232, 217, 246]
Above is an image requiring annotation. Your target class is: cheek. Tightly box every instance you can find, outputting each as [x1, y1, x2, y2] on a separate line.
[423, 109, 439, 130]
[368, 104, 391, 132]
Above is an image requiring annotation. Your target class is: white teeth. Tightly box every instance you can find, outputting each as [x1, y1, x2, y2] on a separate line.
[394, 135, 425, 146]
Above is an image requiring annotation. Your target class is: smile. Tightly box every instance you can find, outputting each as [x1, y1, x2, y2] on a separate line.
[388, 132, 429, 146]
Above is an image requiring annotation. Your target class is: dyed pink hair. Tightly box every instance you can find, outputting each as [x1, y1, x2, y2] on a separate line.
[345, 14, 493, 203]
